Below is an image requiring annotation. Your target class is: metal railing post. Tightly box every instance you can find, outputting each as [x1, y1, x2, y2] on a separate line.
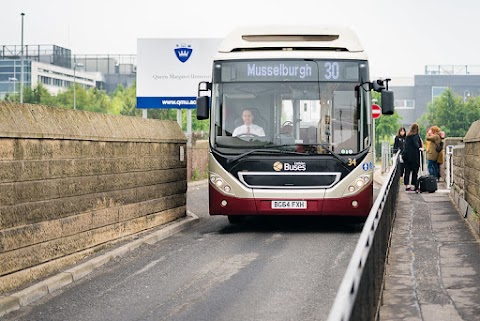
[445, 145, 454, 188]
[381, 141, 390, 174]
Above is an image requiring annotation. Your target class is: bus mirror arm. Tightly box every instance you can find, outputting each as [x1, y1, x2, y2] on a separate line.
[372, 79, 384, 92]
[371, 78, 391, 92]
[366, 78, 394, 115]
[384, 78, 391, 90]
[197, 81, 212, 96]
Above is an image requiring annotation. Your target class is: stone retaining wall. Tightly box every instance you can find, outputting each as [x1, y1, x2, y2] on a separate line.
[448, 121, 480, 237]
[0, 102, 187, 294]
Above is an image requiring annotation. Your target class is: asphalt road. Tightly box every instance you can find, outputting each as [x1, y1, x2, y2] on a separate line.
[3, 181, 374, 321]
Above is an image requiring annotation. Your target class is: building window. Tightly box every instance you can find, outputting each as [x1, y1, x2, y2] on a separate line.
[395, 99, 415, 109]
[39, 75, 52, 85]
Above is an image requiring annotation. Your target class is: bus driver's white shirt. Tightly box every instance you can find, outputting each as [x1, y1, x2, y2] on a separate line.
[232, 124, 265, 137]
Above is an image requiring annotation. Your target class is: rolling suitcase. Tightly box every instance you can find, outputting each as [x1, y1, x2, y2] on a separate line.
[416, 150, 437, 193]
[418, 175, 437, 193]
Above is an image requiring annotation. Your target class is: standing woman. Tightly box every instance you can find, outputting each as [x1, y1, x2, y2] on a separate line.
[436, 131, 446, 181]
[426, 125, 441, 180]
[393, 127, 406, 178]
[402, 123, 423, 192]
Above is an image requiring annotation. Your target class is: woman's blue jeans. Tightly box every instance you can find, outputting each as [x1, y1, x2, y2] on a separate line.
[427, 160, 438, 179]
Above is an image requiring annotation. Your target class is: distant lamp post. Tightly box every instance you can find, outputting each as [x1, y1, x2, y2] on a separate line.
[8, 77, 18, 96]
[463, 89, 471, 103]
[73, 62, 84, 110]
[20, 12, 25, 104]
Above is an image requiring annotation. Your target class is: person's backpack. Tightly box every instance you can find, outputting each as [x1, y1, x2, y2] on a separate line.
[435, 141, 444, 153]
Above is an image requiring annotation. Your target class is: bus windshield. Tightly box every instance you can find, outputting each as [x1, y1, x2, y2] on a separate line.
[209, 59, 371, 155]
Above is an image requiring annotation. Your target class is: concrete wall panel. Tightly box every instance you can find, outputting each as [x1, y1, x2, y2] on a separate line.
[0, 102, 187, 294]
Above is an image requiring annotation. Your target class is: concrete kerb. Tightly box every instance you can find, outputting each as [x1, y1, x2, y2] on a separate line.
[0, 209, 200, 318]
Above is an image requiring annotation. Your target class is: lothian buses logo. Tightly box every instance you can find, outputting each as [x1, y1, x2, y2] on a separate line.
[273, 161, 306, 171]
[273, 161, 283, 171]
[174, 43, 192, 63]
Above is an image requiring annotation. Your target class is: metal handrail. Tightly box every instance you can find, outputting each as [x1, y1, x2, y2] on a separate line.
[327, 152, 400, 321]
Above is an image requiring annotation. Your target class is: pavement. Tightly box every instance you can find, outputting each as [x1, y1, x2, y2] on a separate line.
[2, 176, 479, 320]
[374, 169, 480, 321]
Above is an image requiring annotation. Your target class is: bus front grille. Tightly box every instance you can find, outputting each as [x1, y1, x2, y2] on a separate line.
[238, 172, 341, 189]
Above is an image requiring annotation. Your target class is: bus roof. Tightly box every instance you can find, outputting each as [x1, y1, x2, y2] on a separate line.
[218, 25, 364, 54]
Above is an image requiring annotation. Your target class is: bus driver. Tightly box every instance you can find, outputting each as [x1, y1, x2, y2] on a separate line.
[232, 108, 266, 137]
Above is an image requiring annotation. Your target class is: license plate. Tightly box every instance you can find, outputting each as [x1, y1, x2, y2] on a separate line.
[271, 200, 307, 209]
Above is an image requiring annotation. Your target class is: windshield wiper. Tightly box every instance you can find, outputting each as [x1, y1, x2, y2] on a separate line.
[307, 143, 347, 165]
[226, 148, 305, 164]
[224, 143, 347, 165]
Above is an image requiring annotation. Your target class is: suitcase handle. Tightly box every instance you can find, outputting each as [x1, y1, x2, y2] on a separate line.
[419, 149, 428, 176]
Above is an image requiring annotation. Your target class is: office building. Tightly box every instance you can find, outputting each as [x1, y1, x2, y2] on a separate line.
[0, 44, 136, 99]
[391, 65, 480, 128]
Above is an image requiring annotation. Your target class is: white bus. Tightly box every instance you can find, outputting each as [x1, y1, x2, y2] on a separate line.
[196, 25, 394, 223]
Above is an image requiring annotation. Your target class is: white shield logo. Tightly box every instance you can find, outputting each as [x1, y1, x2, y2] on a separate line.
[174, 44, 192, 63]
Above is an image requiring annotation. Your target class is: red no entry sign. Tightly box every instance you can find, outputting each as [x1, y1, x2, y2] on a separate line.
[372, 104, 382, 119]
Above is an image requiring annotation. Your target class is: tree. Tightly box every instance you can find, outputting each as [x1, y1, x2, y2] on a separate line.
[120, 82, 140, 116]
[23, 83, 52, 105]
[191, 109, 210, 132]
[422, 88, 480, 138]
[84, 87, 111, 113]
[374, 111, 402, 159]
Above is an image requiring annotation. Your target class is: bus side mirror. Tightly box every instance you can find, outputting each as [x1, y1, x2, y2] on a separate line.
[196, 96, 210, 120]
[381, 90, 394, 115]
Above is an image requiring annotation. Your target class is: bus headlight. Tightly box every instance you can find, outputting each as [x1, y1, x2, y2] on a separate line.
[344, 174, 371, 196]
[210, 173, 235, 196]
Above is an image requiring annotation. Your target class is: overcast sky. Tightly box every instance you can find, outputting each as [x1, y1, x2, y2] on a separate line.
[1, 0, 479, 78]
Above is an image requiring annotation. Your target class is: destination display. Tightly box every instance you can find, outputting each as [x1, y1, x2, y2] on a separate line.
[219, 60, 360, 82]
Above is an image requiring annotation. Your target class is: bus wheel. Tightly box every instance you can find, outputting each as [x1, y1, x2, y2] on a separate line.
[228, 215, 245, 224]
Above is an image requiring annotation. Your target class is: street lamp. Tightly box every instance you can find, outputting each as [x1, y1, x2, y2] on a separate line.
[463, 89, 470, 103]
[73, 62, 84, 110]
[20, 12, 25, 104]
[8, 77, 18, 96]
